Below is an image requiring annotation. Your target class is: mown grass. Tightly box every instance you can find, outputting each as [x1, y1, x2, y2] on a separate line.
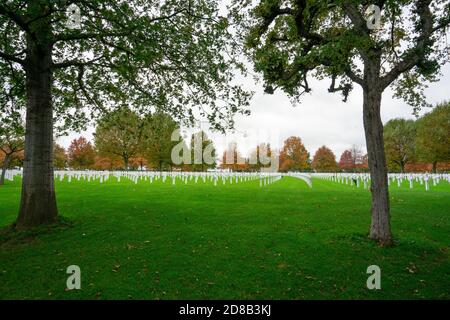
[0, 175, 449, 299]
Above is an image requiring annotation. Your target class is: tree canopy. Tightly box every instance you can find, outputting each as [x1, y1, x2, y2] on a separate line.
[312, 146, 338, 172]
[94, 108, 144, 169]
[279, 136, 310, 172]
[234, 0, 450, 109]
[53, 143, 68, 170]
[415, 101, 450, 172]
[68, 136, 96, 169]
[189, 131, 217, 172]
[0, 0, 252, 131]
[141, 112, 179, 171]
[338, 145, 368, 172]
[384, 118, 416, 172]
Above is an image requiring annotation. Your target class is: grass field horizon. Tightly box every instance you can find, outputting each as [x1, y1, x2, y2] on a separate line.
[1, 176, 449, 300]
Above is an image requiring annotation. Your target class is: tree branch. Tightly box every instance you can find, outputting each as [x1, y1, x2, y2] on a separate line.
[328, 74, 352, 102]
[342, 1, 370, 37]
[0, 50, 26, 66]
[53, 25, 137, 43]
[294, 0, 326, 44]
[380, 0, 435, 89]
[53, 2, 207, 44]
[250, 3, 294, 42]
[52, 55, 104, 69]
[0, 4, 30, 34]
[344, 67, 364, 87]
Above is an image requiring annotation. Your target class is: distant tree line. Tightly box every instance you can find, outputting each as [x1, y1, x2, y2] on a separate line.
[384, 101, 450, 173]
[0, 112, 24, 185]
[50, 109, 217, 172]
[2, 103, 449, 174]
[221, 102, 450, 173]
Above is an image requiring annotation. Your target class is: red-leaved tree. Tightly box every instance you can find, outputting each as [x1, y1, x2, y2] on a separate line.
[67, 137, 96, 170]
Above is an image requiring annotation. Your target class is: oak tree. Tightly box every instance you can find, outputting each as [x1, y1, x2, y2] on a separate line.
[94, 108, 144, 170]
[236, 0, 450, 245]
[312, 146, 338, 172]
[0, 0, 250, 228]
[67, 136, 95, 169]
[279, 136, 310, 172]
[142, 112, 179, 171]
[384, 118, 416, 172]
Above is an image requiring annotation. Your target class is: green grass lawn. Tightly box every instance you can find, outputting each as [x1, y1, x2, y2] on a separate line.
[0, 176, 449, 300]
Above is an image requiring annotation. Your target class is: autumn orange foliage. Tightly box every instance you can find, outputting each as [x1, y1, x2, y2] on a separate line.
[279, 136, 310, 172]
[67, 137, 96, 169]
[312, 146, 338, 172]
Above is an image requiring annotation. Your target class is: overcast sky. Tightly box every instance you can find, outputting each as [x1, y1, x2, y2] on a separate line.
[57, 63, 450, 160]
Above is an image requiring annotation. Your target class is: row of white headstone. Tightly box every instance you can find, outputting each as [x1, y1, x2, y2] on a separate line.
[7, 170, 446, 190]
[312, 173, 450, 191]
[3, 170, 21, 182]
[4, 170, 288, 188]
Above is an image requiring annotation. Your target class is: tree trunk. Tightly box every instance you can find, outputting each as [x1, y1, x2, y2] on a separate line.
[123, 155, 129, 171]
[0, 153, 12, 186]
[432, 161, 437, 173]
[16, 35, 58, 229]
[363, 59, 393, 246]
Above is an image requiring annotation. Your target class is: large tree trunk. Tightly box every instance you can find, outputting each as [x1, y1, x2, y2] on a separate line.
[16, 35, 58, 229]
[0, 154, 12, 186]
[363, 58, 393, 246]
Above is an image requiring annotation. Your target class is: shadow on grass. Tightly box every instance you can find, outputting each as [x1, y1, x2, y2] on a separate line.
[330, 232, 445, 257]
[329, 232, 394, 247]
[0, 216, 74, 248]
